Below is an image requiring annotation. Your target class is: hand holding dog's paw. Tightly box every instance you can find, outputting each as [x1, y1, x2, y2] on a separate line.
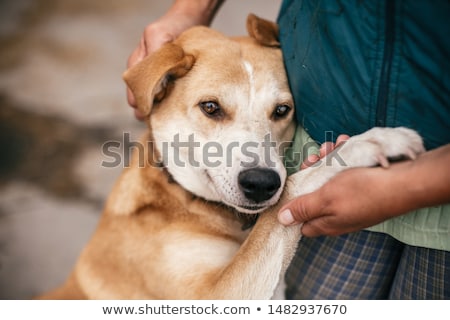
[278, 127, 431, 237]
[278, 165, 409, 236]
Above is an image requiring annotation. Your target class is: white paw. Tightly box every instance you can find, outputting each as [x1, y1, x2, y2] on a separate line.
[336, 127, 425, 168]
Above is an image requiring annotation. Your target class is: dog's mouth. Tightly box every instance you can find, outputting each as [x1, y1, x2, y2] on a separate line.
[235, 204, 267, 214]
[204, 170, 277, 215]
[220, 197, 269, 215]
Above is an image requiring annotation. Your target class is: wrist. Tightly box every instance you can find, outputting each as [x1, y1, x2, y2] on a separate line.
[170, 0, 224, 26]
[381, 161, 420, 216]
[399, 145, 450, 208]
[355, 164, 419, 221]
[375, 151, 448, 218]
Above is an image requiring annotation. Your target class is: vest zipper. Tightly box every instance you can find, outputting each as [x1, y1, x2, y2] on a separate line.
[375, 0, 396, 127]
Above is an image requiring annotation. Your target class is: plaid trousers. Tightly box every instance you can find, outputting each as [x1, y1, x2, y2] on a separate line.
[285, 230, 450, 299]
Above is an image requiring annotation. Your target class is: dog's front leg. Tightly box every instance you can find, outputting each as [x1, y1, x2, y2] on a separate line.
[206, 127, 424, 300]
[203, 208, 299, 300]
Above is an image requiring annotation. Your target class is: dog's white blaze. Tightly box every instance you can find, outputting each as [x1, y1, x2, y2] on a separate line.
[243, 61, 255, 114]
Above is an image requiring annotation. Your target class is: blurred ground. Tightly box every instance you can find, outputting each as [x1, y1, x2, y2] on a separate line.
[0, 0, 281, 299]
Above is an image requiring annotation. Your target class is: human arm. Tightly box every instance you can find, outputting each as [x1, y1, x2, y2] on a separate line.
[278, 143, 450, 237]
[127, 0, 225, 119]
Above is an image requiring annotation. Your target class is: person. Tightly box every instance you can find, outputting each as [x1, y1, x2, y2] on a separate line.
[126, 0, 450, 299]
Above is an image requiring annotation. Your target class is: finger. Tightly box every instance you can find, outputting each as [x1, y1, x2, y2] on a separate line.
[278, 192, 322, 226]
[134, 108, 146, 121]
[140, 35, 149, 56]
[143, 31, 174, 55]
[127, 87, 137, 108]
[336, 134, 350, 147]
[300, 219, 329, 237]
[127, 43, 146, 69]
[300, 154, 320, 169]
[319, 141, 335, 158]
[127, 86, 146, 120]
[301, 216, 354, 237]
[126, 44, 146, 115]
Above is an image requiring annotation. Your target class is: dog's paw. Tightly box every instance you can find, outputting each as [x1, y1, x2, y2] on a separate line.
[336, 127, 425, 168]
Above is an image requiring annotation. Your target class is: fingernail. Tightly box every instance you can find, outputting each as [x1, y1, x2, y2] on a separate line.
[279, 209, 295, 225]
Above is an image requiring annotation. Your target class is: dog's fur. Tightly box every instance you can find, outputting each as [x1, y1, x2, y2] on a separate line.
[38, 14, 424, 299]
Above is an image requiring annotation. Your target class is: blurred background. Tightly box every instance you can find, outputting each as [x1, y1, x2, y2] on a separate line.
[0, 0, 281, 299]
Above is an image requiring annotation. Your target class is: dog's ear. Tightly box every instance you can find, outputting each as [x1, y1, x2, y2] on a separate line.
[123, 43, 195, 116]
[246, 13, 280, 47]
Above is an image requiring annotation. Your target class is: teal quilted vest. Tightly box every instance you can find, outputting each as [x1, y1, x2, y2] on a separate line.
[278, 0, 450, 250]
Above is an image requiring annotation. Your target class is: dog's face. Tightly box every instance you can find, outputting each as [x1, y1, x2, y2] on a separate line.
[124, 15, 295, 214]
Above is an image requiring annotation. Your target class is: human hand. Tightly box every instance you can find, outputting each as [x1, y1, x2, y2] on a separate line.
[278, 139, 450, 237]
[300, 134, 350, 170]
[126, 0, 224, 120]
[278, 166, 401, 237]
[278, 134, 406, 237]
[126, 15, 201, 120]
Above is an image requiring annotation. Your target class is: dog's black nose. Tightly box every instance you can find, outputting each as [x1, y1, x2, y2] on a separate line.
[238, 168, 281, 203]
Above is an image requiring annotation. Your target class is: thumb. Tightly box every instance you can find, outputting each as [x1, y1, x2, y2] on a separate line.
[144, 32, 174, 55]
[277, 192, 322, 226]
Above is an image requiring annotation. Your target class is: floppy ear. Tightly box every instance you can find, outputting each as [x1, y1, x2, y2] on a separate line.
[246, 13, 280, 47]
[123, 43, 195, 116]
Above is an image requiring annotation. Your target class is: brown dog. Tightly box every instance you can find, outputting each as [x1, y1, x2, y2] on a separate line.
[38, 14, 424, 299]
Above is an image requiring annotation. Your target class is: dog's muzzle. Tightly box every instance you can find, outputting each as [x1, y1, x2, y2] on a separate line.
[238, 168, 281, 203]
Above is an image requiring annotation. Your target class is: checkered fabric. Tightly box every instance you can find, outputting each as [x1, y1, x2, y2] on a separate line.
[389, 245, 450, 299]
[285, 230, 450, 299]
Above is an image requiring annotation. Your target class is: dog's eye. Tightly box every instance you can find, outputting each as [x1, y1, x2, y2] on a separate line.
[272, 104, 292, 120]
[199, 101, 222, 118]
